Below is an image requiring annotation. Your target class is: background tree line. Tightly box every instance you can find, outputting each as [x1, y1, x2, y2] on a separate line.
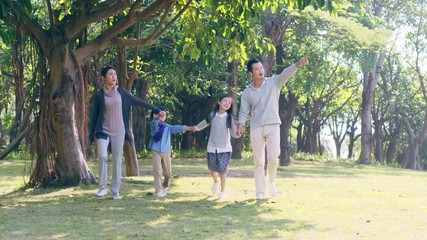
[0, 0, 426, 187]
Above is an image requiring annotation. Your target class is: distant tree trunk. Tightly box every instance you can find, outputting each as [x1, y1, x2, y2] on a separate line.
[347, 132, 356, 159]
[1, 61, 40, 160]
[373, 120, 384, 164]
[403, 138, 422, 170]
[181, 101, 198, 150]
[279, 91, 298, 166]
[346, 111, 360, 159]
[30, 46, 95, 186]
[300, 99, 321, 154]
[117, 46, 139, 176]
[385, 144, 396, 165]
[296, 121, 304, 152]
[385, 119, 402, 165]
[402, 117, 425, 170]
[329, 115, 349, 159]
[385, 136, 397, 165]
[312, 101, 323, 154]
[228, 60, 242, 159]
[274, 43, 298, 166]
[335, 139, 341, 158]
[359, 54, 385, 164]
[191, 94, 215, 150]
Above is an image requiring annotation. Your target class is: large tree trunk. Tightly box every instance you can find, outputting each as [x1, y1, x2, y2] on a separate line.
[133, 77, 148, 152]
[358, 54, 385, 164]
[117, 47, 139, 176]
[123, 126, 140, 175]
[228, 60, 242, 159]
[30, 46, 95, 186]
[359, 71, 374, 164]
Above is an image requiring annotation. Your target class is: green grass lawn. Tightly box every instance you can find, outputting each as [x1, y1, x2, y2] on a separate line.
[1, 157, 427, 240]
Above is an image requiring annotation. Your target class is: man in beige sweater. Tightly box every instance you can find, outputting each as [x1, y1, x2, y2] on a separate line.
[237, 57, 309, 200]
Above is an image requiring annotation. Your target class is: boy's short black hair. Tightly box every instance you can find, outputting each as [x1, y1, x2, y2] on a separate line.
[247, 59, 260, 72]
[150, 106, 165, 120]
[101, 65, 114, 77]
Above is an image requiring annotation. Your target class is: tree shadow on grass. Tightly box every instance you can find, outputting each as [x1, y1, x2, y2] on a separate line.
[130, 197, 314, 239]
[0, 185, 314, 239]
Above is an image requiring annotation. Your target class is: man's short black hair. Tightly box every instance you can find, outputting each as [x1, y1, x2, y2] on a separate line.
[101, 65, 114, 77]
[247, 59, 260, 72]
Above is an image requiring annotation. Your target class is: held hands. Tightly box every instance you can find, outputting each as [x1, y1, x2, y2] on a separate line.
[296, 57, 309, 68]
[236, 123, 244, 137]
[186, 126, 196, 132]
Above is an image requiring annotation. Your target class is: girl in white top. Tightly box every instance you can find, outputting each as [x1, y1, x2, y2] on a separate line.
[194, 96, 239, 200]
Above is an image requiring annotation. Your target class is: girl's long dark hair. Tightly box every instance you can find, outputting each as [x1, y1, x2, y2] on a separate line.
[206, 95, 234, 128]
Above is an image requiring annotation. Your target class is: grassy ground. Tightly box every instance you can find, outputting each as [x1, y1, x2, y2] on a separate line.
[1, 157, 427, 240]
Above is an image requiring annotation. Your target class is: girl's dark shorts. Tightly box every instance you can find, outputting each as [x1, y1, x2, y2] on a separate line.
[207, 151, 231, 173]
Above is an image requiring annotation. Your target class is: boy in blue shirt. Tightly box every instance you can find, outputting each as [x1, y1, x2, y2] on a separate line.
[148, 107, 195, 197]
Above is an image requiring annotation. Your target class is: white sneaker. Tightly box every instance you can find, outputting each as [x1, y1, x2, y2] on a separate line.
[157, 190, 167, 198]
[256, 192, 264, 200]
[112, 192, 122, 200]
[96, 187, 108, 197]
[211, 182, 219, 194]
[162, 187, 168, 195]
[269, 183, 277, 196]
[219, 191, 226, 200]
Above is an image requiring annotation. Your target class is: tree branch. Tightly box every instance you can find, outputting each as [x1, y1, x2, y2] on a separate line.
[3, 0, 50, 54]
[62, 0, 131, 40]
[75, 0, 170, 62]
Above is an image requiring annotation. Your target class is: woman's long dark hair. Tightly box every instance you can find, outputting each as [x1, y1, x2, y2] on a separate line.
[206, 95, 234, 128]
